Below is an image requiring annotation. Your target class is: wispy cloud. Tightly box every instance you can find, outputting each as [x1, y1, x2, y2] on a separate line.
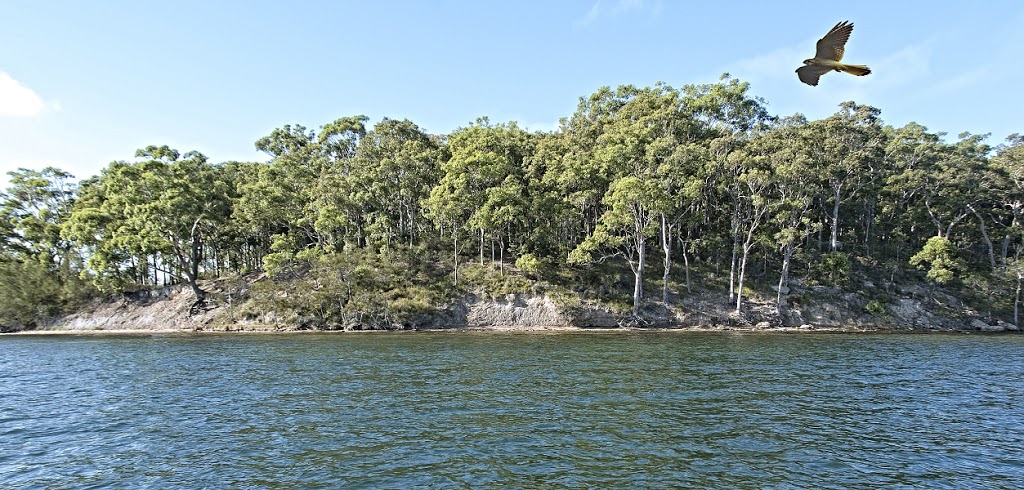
[0, 72, 59, 118]
[573, 0, 661, 29]
[713, 36, 936, 118]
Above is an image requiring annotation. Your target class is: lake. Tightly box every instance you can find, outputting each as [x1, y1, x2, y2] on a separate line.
[2, 332, 1023, 488]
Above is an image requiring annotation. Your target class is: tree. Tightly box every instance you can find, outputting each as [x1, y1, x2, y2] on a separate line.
[755, 117, 820, 310]
[805, 102, 884, 252]
[1, 167, 77, 266]
[569, 176, 668, 316]
[1, 167, 92, 330]
[687, 76, 773, 306]
[65, 147, 231, 303]
[727, 148, 773, 313]
[425, 118, 531, 281]
[910, 235, 965, 285]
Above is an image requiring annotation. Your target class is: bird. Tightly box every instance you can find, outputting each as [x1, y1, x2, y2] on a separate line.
[796, 21, 871, 86]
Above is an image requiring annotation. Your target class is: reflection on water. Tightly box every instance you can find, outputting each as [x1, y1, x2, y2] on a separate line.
[2, 333, 1023, 488]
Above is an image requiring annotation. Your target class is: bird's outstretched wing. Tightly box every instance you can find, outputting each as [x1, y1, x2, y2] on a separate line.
[815, 21, 853, 62]
[796, 65, 832, 86]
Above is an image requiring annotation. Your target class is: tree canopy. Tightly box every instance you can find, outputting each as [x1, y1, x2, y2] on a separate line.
[2, 75, 1021, 330]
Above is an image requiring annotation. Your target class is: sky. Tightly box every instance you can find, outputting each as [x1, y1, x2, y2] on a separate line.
[2, 0, 1023, 187]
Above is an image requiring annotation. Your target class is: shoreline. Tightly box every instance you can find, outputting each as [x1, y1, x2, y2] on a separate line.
[4, 324, 1010, 336]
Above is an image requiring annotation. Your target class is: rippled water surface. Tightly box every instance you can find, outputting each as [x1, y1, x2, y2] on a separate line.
[2, 332, 1024, 488]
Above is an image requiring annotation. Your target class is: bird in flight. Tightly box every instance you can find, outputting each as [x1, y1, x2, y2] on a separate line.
[796, 21, 871, 86]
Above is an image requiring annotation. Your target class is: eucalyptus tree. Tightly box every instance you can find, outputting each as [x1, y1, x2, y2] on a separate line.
[757, 116, 821, 309]
[991, 134, 1024, 269]
[805, 102, 884, 252]
[64, 146, 231, 303]
[878, 122, 944, 266]
[727, 145, 774, 313]
[1, 167, 89, 328]
[237, 124, 320, 263]
[569, 176, 669, 316]
[350, 118, 444, 248]
[522, 130, 573, 259]
[218, 161, 269, 272]
[1, 167, 77, 266]
[550, 85, 638, 246]
[425, 118, 532, 279]
[567, 84, 684, 315]
[682, 76, 772, 304]
[243, 117, 368, 268]
[926, 133, 991, 240]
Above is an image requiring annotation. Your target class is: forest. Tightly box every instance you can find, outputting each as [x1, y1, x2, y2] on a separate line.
[2, 75, 1023, 331]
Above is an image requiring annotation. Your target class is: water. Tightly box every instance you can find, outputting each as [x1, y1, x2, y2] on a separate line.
[2, 332, 1023, 488]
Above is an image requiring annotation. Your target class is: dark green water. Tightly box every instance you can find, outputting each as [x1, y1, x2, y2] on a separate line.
[2, 332, 1023, 488]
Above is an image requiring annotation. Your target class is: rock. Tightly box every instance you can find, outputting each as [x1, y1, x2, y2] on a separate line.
[466, 294, 566, 328]
[997, 320, 1020, 331]
[754, 321, 771, 329]
[971, 319, 1004, 332]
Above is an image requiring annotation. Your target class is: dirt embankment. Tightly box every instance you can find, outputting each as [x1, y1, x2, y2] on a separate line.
[29, 275, 1020, 334]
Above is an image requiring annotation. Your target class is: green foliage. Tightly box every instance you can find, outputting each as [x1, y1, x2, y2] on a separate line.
[63, 148, 231, 300]
[248, 246, 452, 329]
[865, 300, 886, 315]
[6, 78, 1024, 328]
[909, 236, 965, 285]
[458, 263, 535, 298]
[0, 257, 96, 331]
[810, 252, 852, 286]
[515, 253, 543, 278]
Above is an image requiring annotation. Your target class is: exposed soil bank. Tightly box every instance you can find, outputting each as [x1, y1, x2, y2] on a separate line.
[18, 276, 1020, 335]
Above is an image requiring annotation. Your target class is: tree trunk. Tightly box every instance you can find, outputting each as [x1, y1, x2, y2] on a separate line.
[633, 242, 646, 317]
[736, 244, 748, 313]
[968, 205, 997, 272]
[729, 215, 740, 302]
[777, 243, 794, 310]
[830, 191, 841, 251]
[863, 200, 875, 257]
[661, 214, 671, 304]
[1001, 235, 1011, 272]
[682, 243, 692, 294]
[453, 231, 459, 286]
[736, 210, 765, 314]
[1016, 272, 1022, 327]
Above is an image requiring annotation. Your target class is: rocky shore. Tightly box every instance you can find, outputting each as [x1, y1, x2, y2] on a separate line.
[25, 277, 1020, 334]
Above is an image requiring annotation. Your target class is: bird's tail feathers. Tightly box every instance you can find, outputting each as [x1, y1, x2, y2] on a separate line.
[839, 64, 871, 76]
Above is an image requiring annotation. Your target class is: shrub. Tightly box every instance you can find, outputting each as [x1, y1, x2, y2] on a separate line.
[909, 236, 964, 285]
[515, 253, 543, 278]
[865, 300, 886, 315]
[810, 252, 851, 286]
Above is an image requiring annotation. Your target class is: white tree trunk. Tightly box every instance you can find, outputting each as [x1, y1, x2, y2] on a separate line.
[777, 244, 793, 310]
[661, 214, 671, 304]
[633, 242, 646, 317]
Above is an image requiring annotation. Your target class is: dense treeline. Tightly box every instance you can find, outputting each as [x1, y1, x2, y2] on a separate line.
[3, 75, 1023, 330]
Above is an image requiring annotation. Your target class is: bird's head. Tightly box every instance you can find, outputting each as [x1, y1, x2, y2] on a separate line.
[802, 59, 815, 65]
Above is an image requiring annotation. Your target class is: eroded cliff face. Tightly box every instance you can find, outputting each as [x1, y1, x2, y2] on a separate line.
[412, 293, 571, 330]
[50, 285, 223, 331]
[40, 279, 1020, 333]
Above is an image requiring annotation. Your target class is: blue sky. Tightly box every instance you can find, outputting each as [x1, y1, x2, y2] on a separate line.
[2, 0, 1022, 186]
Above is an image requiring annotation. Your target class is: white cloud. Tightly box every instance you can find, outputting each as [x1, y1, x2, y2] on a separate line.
[718, 43, 809, 84]
[0, 72, 59, 118]
[574, 0, 660, 29]
[714, 37, 936, 118]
